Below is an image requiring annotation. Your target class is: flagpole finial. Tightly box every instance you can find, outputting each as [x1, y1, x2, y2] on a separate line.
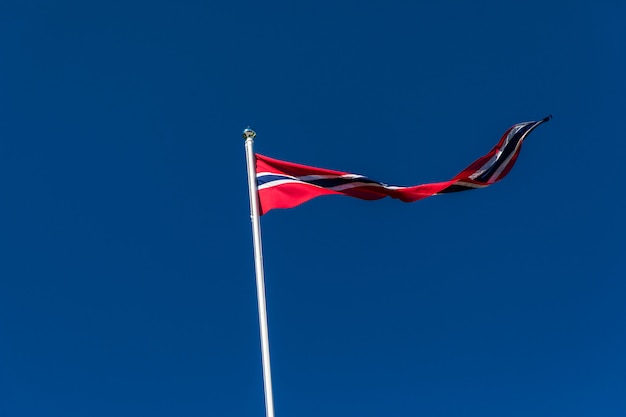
[243, 127, 256, 140]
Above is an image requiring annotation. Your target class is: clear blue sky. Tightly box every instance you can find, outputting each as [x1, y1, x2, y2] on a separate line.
[1, 1, 625, 416]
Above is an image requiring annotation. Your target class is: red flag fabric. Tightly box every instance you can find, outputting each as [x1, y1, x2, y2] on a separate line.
[255, 117, 551, 215]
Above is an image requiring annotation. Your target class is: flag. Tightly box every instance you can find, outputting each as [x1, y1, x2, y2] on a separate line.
[255, 116, 551, 215]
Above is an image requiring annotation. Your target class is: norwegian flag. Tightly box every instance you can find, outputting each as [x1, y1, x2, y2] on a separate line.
[256, 116, 551, 215]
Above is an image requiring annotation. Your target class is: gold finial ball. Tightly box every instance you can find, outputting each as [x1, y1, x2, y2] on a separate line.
[242, 128, 256, 140]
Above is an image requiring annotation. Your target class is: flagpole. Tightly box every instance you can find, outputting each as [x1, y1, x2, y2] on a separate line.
[243, 128, 275, 417]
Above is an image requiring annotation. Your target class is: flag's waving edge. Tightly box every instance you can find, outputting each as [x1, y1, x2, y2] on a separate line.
[256, 116, 551, 215]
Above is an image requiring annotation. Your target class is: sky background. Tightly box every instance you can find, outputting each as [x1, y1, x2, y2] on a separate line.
[1, 1, 625, 416]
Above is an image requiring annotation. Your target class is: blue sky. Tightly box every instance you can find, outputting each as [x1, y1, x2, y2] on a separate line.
[1, 1, 625, 416]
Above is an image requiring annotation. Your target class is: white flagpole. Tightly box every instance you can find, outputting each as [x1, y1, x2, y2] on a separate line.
[243, 128, 275, 417]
